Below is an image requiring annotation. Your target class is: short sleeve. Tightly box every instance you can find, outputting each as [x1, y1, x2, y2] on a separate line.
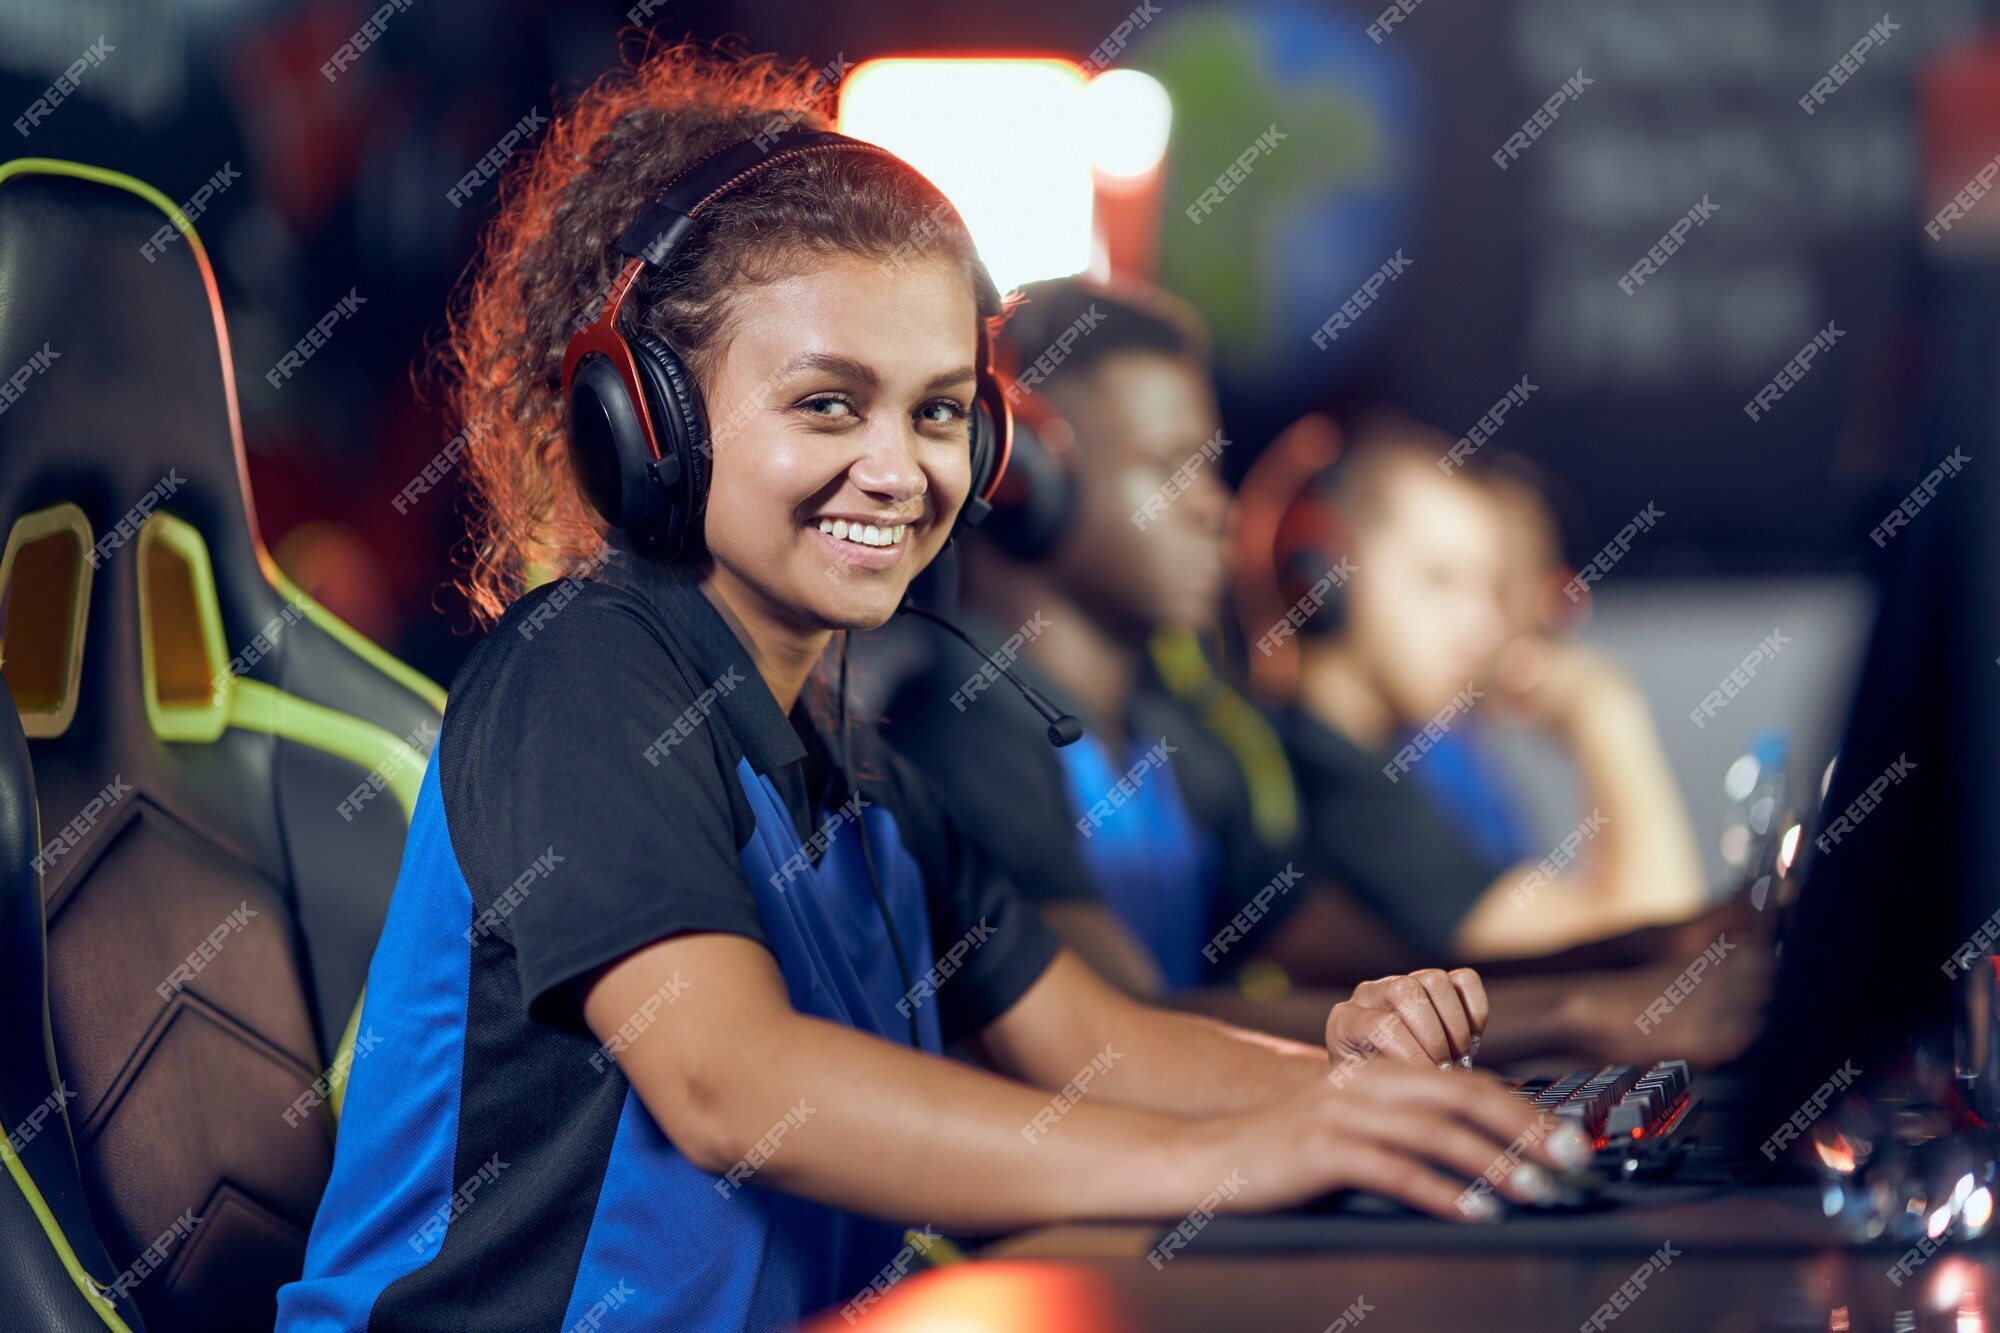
[1282, 711, 1501, 958]
[870, 745, 1060, 1044]
[439, 584, 768, 1032]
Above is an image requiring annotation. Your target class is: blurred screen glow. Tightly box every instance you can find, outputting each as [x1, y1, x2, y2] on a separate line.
[1083, 69, 1173, 187]
[839, 58, 1095, 293]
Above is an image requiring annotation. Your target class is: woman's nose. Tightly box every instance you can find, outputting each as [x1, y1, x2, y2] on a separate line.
[849, 423, 928, 502]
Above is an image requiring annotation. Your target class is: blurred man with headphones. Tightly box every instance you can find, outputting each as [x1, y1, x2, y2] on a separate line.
[870, 276, 1766, 1068]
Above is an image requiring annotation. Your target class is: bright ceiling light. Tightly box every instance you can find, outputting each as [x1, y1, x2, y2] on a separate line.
[839, 58, 1095, 293]
[1083, 69, 1172, 185]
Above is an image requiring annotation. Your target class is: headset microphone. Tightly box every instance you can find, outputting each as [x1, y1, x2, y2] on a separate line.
[895, 601, 1084, 747]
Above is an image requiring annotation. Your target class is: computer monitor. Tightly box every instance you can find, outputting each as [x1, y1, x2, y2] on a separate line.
[1743, 261, 2000, 1144]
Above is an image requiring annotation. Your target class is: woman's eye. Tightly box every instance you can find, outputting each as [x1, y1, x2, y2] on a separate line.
[798, 394, 857, 421]
[919, 398, 969, 428]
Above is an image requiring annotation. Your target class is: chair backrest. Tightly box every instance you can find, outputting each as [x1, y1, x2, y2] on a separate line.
[0, 685, 136, 1328]
[0, 159, 444, 1332]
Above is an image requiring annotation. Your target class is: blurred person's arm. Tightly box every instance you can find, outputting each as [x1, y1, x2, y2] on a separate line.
[1249, 879, 1420, 981]
[1055, 891, 1762, 1068]
[1162, 960, 1762, 1069]
[1038, 899, 1169, 997]
[1032, 899, 1477, 1063]
[1451, 640, 1707, 959]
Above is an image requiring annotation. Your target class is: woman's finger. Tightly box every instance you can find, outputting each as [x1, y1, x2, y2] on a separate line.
[1353, 976, 1452, 1065]
[1332, 1004, 1431, 1067]
[1447, 967, 1489, 1064]
[1325, 1139, 1508, 1223]
[1332, 1098, 1565, 1210]
[1410, 968, 1473, 1063]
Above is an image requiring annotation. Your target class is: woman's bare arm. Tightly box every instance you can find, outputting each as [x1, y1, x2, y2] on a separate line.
[583, 933, 1583, 1229]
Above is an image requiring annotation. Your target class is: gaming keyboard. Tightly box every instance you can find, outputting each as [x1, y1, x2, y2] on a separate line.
[1506, 1060, 1696, 1160]
[1295, 1061, 1700, 1219]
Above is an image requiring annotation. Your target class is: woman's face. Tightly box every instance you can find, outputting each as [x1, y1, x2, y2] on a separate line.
[698, 251, 979, 637]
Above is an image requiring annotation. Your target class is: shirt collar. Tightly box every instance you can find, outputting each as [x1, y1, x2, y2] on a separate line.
[597, 545, 808, 776]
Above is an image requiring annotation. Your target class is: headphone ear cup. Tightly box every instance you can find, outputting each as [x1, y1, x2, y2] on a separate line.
[1275, 494, 1351, 637]
[628, 331, 710, 556]
[567, 352, 663, 541]
[966, 398, 995, 512]
[954, 347, 1015, 535]
[981, 416, 1074, 562]
[1310, 556, 1348, 635]
[1278, 550, 1349, 636]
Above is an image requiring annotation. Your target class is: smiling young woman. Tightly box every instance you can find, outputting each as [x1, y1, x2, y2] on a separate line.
[274, 43, 1581, 1333]
[442, 43, 1006, 706]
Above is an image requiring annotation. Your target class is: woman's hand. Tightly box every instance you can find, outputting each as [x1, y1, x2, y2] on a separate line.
[1326, 967, 1489, 1069]
[1187, 1057, 1589, 1222]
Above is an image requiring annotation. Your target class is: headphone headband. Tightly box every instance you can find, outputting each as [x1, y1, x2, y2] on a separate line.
[616, 130, 901, 264]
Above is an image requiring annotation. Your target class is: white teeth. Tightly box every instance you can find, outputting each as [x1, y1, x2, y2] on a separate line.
[813, 519, 907, 548]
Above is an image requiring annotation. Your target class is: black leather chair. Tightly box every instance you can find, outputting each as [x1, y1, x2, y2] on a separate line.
[0, 158, 444, 1331]
[0, 687, 134, 1329]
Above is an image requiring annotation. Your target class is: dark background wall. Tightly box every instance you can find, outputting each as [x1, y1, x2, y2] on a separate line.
[0, 0, 1988, 689]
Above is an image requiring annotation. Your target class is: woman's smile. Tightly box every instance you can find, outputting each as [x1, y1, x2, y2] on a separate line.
[809, 513, 914, 570]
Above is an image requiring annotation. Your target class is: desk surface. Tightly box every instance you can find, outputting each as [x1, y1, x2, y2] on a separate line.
[807, 1208, 2000, 1332]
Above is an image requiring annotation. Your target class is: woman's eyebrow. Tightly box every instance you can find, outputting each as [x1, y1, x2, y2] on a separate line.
[774, 352, 976, 392]
[778, 351, 877, 385]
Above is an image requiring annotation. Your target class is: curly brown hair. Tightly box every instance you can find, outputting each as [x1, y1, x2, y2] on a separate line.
[436, 40, 1005, 628]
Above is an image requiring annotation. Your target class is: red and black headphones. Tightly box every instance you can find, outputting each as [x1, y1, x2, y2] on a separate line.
[978, 337, 1079, 563]
[1271, 457, 1356, 634]
[1228, 413, 1353, 700]
[560, 126, 1014, 559]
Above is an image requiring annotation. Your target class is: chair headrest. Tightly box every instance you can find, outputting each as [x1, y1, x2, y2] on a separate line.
[0, 161, 269, 595]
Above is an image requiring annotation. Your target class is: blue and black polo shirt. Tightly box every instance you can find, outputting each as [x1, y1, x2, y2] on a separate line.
[1273, 704, 1503, 959]
[276, 546, 1059, 1333]
[869, 612, 1302, 992]
[1397, 723, 1539, 870]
